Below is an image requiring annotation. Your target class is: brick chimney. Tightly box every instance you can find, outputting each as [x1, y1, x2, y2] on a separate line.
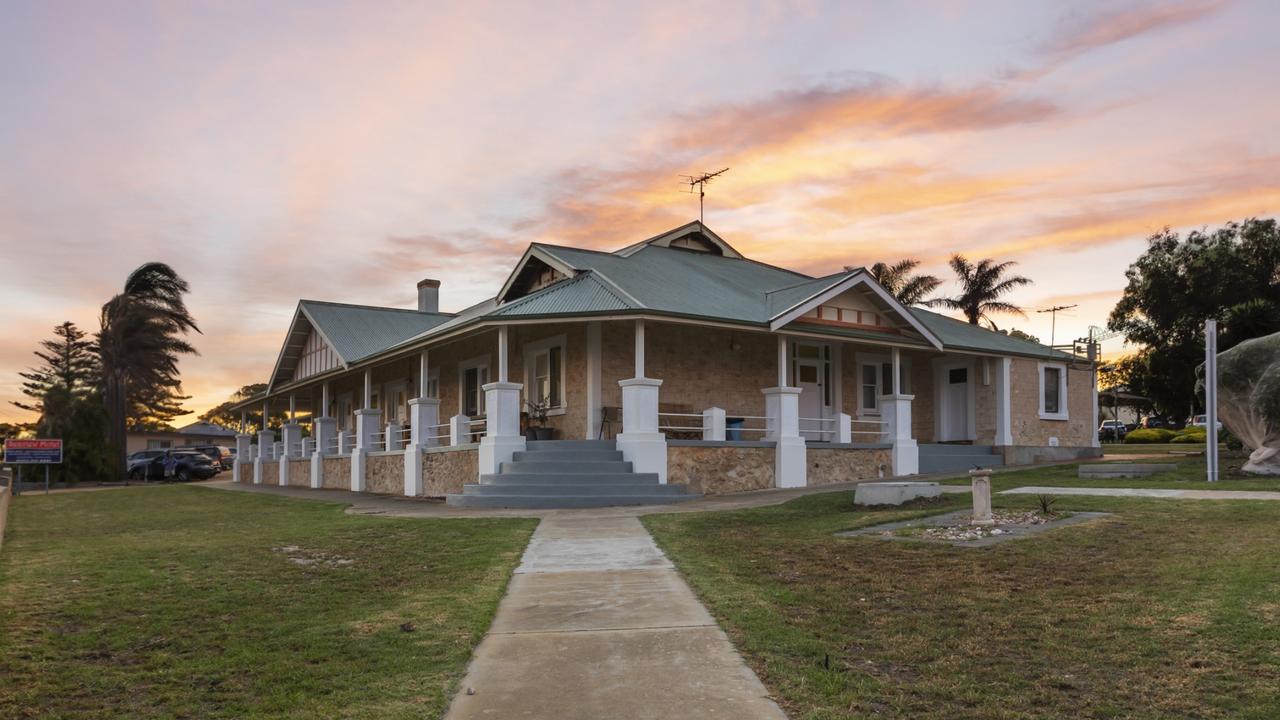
[417, 279, 440, 313]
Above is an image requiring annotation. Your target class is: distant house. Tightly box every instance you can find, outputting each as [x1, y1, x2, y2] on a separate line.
[126, 421, 238, 454]
[230, 221, 1101, 506]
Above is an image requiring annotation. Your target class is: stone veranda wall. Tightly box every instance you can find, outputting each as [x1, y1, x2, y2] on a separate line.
[365, 452, 405, 495]
[423, 446, 478, 497]
[321, 456, 350, 490]
[667, 444, 774, 495]
[807, 447, 892, 486]
[287, 459, 309, 487]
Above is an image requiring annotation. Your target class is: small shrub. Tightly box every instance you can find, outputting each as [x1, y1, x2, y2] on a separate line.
[1124, 428, 1177, 444]
[1036, 494, 1058, 515]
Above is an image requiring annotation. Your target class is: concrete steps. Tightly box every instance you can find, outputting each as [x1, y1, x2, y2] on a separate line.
[447, 439, 700, 509]
[918, 444, 1005, 474]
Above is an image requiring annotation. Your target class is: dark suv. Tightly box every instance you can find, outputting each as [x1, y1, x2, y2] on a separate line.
[179, 445, 233, 471]
[126, 449, 218, 482]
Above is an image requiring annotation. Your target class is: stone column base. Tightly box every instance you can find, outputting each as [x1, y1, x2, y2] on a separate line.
[309, 451, 324, 489]
[775, 436, 807, 488]
[278, 457, 289, 486]
[252, 457, 266, 485]
[479, 435, 526, 477]
[232, 460, 245, 484]
[617, 431, 668, 484]
[351, 449, 367, 492]
[891, 439, 919, 476]
[403, 445, 424, 496]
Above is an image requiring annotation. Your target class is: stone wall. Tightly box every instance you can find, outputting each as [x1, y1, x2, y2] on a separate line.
[508, 323, 588, 440]
[365, 452, 405, 495]
[907, 351, 936, 443]
[287, 459, 310, 487]
[1008, 358, 1094, 447]
[974, 359, 997, 445]
[423, 447, 478, 497]
[807, 447, 892, 486]
[321, 456, 350, 490]
[667, 444, 774, 495]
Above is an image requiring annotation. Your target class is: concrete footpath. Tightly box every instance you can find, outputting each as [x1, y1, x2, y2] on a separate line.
[442, 515, 787, 720]
[1000, 486, 1280, 501]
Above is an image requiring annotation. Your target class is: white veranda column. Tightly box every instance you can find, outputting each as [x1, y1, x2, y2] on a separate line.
[478, 327, 526, 478]
[351, 368, 380, 492]
[233, 432, 252, 483]
[764, 335, 806, 488]
[310, 417, 336, 489]
[994, 356, 1013, 447]
[253, 400, 272, 485]
[616, 319, 667, 483]
[880, 393, 918, 476]
[404, 351, 440, 496]
[279, 418, 302, 486]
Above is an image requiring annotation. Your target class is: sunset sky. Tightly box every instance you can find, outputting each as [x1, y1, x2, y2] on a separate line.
[1, 0, 1277, 425]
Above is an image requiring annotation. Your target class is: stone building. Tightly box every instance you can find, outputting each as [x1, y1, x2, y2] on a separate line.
[230, 222, 1099, 507]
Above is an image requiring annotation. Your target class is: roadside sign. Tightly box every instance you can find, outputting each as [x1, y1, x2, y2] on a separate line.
[4, 439, 63, 464]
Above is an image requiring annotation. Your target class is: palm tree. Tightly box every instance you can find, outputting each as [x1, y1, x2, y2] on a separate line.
[865, 259, 943, 307]
[939, 255, 1033, 325]
[98, 263, 200, 476]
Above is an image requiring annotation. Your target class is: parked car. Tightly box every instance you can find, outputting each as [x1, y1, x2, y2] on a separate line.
[1098, 420, 1128, 441]
[126, 449, 218, 482]
[1186, 414, 1224, 432]
[179, 444, 233, 471]
[1139, 416, 1170, 429]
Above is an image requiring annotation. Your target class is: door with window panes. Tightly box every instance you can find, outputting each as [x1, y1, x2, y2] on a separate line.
[791, 342, 832, 441]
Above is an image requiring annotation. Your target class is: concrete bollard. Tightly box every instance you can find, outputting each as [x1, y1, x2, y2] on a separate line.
[969, 467, 994, 526]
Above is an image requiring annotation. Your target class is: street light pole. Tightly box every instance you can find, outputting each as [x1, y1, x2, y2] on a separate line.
[1205, 320, 1219, 482]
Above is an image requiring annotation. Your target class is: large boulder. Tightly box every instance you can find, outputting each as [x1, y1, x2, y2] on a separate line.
[1210, 331, 1280, 474]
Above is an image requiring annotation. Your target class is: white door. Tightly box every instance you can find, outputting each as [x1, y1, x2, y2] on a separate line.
[940, 365, 970, 442]
[792, 342, 830, 441]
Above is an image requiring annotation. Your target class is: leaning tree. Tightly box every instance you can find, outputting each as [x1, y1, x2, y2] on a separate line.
[97, 263, 200, 476]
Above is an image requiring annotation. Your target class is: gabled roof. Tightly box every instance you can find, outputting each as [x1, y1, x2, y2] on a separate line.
[767, 269, 944, 350]
[614, 221, 743, 258]
[267, 301, 453, 390]
[490, 272, 638, 317]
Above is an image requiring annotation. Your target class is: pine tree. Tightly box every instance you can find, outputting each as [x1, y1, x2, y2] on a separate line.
[13, 321, 99, 416]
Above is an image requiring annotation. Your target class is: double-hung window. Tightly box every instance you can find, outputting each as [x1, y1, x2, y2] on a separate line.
[524, 335, 566, 411]
[461, 361, 489, 418]
[857, 355, 910, 414]
[1038, 362, 1068, 420]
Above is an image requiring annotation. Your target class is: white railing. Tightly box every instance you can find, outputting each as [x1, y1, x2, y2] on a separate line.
[851, 418, 887, 437]
[421, 421, 451, 443]
[657, 411, 703, 433]
[799, 416, 837, 439]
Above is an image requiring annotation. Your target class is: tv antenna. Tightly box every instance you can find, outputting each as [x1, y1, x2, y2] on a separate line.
[1037, 304, 1078, 348]
[681, 168, 730, 223]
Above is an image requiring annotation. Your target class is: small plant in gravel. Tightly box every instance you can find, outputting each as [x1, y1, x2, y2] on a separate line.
[1036, 494, 1058, 516]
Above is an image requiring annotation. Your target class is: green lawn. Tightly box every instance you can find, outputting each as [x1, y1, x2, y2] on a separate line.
[0, 486, 536, 719]
[941, 451, 1280, 492]
[644, 465, 1280, 719]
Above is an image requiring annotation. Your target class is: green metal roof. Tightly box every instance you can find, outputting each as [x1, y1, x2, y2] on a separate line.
[908, 309, 1075, 360]
[300, 301, 452, 363]
[489, 272, 636, 317]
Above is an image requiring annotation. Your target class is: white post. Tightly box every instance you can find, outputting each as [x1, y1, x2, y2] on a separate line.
[617, 319, 667, 483]
[880, 393, 918, 476]
[289, 394, 296, 423]
[836, 412, 852, 444]
[301, 437, 314, 458]
[498, 326, 509, 382]
[239, 410, 247, 434]
[763, 385, 805, 487]
[363, 369, 372, 410]
[1090, 364, 1101, 449]
[703, 407, 726, 441]
[233, 432, 252, 483]
[385, 420, 402, 451]
[253, 422, 273, 485]
[449, 414, 469, 446]
[994, 357, 1013, 446]
[891, 347, 901, 395]
[351, 408, 379, 492]
[322, 381, 330, 419]
[777, 335, 788, 387]
[1206, 320, 1219, 482]
[586, 321, 602, 439]
[478, 325, 526, 477]
[338, 430, 353, 454]
[281, 422, 302, 458]
[402, 351, 437, 497]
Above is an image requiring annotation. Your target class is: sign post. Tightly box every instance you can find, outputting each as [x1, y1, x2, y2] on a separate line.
[1205, 320, 1219, 483]
[3, 439, 64, 494]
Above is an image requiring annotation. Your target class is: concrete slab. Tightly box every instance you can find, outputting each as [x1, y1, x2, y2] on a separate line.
[445, 626, 786, 720]
[533, 515, 654, 539]
[854, 481, 942, 506]
[491, 569, 714, 634]
[517, 535, 672, 573]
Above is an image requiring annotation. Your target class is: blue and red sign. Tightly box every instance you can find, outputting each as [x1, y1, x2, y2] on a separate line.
[4, 439, 63, 464]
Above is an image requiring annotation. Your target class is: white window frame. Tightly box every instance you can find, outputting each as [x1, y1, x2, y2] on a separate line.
[459, 355, 490, 418]
[522, 334, 568, 416]
[1038, 362, 1069, 421]
[853, 352, 911, 417]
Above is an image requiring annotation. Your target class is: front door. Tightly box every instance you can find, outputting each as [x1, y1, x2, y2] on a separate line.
[792, 342, 830, 441]
[939, 364, 971, 442]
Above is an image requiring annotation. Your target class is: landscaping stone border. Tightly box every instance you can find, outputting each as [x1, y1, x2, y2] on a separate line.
[836, 509, 1112, 548]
